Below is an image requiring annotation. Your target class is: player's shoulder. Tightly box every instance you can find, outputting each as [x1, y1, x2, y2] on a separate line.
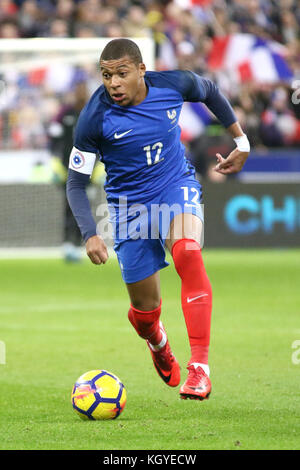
[145, 70, 198, 100]
[74, 85, 107, 153]
[78, 85, 106, 122]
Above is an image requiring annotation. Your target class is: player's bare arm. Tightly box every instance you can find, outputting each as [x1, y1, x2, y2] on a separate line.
[85, 235, 108, 265]
[213, 121, 250, 175]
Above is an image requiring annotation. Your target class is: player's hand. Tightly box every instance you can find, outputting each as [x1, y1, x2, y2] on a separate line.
[213, 148, 249, 175]
[85, 235, 108, 265]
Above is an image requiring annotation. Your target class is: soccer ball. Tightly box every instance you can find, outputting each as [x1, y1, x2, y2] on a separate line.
[71, 370, 127, 420]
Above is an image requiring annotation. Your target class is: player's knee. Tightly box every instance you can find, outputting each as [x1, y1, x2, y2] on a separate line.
[128, 299, 162, 340]
[172, 238, 202, 275]
[130, 297, 161, 312]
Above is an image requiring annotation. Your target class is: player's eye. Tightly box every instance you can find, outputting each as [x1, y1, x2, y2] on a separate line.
[119, 72, 127, 77]
[103, 73, 111, 80]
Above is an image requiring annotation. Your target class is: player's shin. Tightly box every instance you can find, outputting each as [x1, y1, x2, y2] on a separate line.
[129, 301, 180, 387]
[172, 238, 212, 368]
[128, 300, 164, 348]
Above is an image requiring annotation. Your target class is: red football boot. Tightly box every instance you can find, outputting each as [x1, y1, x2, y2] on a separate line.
[146, 322, 181, 387]
[180, 364, 211, 400]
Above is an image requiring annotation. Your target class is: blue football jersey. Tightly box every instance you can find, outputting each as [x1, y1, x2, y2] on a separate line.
[70, 70, 236, 204]
[67, 70, 237, 242]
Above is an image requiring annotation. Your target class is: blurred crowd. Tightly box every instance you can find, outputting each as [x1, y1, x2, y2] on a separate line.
[0, 0, 300, 180]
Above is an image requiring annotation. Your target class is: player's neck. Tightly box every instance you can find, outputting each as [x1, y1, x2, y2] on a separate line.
[131, 81, 148, 106]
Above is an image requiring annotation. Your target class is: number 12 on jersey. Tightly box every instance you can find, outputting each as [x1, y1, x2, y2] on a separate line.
[144, 142, 164, 166]
[181, 186, 200, 204]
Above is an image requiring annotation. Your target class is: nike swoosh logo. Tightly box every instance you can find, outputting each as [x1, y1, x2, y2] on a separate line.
[189, 386, 205, 392]
[114, 129, 133, 139]
[154, 363, 171, 383]
[187, 294, 208, 303]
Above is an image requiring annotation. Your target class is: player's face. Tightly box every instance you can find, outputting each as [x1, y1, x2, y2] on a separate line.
[100, 56, 147, 107]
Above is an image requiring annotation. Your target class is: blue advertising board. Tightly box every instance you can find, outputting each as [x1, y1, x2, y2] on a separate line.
[203, 182, 300, 247]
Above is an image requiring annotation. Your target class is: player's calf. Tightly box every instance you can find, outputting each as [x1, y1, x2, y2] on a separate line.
[172, 238, 212, 366]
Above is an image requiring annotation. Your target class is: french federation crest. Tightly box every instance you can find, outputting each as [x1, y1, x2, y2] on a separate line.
[167, 109, 177, 120]
[71, 151, 85, 169]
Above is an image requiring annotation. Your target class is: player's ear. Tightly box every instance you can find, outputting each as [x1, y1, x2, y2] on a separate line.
[139, 62, 146, 77]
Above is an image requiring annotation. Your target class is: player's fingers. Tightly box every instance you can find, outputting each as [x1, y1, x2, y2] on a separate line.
[215, 165, 239, 175]
[90, 246, 109, 264]
[213, 153, 226, 170]
[87, 250, 103, 265]
[99, 248, 109, 264]
[215, 153, 224, 163]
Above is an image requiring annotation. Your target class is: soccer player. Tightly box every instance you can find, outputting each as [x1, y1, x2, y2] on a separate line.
[67, 38, 250, 400]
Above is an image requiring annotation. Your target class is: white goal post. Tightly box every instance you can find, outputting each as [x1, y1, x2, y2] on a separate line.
[0, 37, 155, 73]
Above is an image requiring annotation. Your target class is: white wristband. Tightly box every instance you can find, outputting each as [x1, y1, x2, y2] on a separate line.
[233, 134, 250, 152]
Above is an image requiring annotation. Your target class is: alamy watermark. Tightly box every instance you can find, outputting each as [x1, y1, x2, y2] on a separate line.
[0, 341, 6, 365]
[291, 340, 300, 365]
[94, 198, 205, 247]
[291, 80, 300, 105]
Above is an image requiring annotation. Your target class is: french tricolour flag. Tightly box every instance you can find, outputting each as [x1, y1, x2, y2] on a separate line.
[208, 34, 293, 84]
[179, 102, 212, 141]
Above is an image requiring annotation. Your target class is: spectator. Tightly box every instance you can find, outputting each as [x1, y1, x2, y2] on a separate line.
[18, 0, 45, 37]
[48, 18, 70, 37]
[0, 17, 19, 37]
[260, 86, 299, 147]
[0, 0, 18, 18]
[0, 0, 298, 161]
[122, 5, 152, 38]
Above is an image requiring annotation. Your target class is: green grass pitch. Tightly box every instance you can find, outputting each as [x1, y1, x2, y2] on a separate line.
[0, 249, 299, 450]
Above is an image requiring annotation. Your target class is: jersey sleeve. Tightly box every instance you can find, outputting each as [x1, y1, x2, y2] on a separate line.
[66, 169, 97, 242]
[178, 70, 237, 128]
[66, 107, 99, 242]
[74, 105, 99, 154]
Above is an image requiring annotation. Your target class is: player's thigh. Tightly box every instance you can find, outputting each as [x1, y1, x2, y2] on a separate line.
[126, 271, 161, 311]
[161, 176, 203, 253]
[165, 213, 203, 253]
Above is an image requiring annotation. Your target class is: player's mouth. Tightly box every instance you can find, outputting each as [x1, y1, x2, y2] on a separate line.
[111, 93, 126, 103]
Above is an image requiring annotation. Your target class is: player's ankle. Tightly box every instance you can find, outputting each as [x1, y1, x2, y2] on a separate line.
[148, 328, 167, 351]
[189, 362, 210, 376]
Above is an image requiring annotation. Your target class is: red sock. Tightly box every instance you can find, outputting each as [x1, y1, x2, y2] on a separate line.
[172, 239, 212, 365]
[128, 300, 163, 345]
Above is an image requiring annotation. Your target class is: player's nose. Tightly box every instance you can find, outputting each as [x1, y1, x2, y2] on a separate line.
[111, 74, 121, 88]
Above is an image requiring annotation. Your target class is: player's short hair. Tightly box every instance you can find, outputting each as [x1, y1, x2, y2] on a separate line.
[100, 38, 143, 66]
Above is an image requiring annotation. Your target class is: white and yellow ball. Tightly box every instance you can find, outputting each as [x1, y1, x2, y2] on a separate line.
[71, 370, 127, 420]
